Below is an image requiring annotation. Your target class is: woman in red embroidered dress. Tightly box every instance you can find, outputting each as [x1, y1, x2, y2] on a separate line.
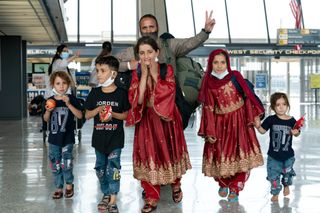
[126, 36, 191, 213]
[198, 49, 264, 202]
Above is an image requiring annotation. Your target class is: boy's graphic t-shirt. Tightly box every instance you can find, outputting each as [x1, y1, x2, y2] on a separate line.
[261, 115, 296, 161]
[48, 95, 83, 147]
[85, 87, 130, 154]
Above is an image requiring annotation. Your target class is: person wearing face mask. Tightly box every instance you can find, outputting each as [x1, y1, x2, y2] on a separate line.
[44, 44, 80, 98]
[49, 44, 80, 75]
[116, 11, 216, 72]
[85, 56, 130, 213]
[197, 49, 265, 202]
[89, 41, 113, 87]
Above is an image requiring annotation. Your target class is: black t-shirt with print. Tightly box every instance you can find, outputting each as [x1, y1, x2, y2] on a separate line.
[261, 114, 296, 161]
[85, 87, 130, 155]
[48, 95, 83, 147]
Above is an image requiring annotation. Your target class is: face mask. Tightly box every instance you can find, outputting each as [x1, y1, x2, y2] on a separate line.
[52, 87, 71, 96]
[211, 69, 229, 80]
[98, 71, 116, 88]
[61, 52, 69, 59]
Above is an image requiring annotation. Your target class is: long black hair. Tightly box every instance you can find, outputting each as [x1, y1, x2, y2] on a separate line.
[97, 41, 112, 58]
[48, 44, 67, 75]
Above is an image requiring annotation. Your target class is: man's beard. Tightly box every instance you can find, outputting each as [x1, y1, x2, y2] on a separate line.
[141, 31, 158, 40]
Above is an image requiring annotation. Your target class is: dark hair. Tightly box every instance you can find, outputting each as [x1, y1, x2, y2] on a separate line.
[48, 44, 68, 75]
[134, 36, 159, 54]
[139, 14, 159, 30]
[95, 55, 119, 72]
[49, 71, 72, 87]
[98, 41, 112, 58]
[270, 92, 290, 112]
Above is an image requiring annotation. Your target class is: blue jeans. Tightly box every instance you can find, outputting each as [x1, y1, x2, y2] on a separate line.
[95, 149, 122, 196]
[49, 143, 74, 189]
[267, 156, 296, 195]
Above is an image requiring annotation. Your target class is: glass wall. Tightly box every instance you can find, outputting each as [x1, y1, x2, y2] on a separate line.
[194, 55, 319, 104]
[63, 0, 320, 44]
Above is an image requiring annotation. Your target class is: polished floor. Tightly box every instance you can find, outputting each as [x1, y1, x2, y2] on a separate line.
[0, 103, 320, 213]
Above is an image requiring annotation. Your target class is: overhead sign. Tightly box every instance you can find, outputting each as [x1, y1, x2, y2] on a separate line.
[277, 28, 320, 46]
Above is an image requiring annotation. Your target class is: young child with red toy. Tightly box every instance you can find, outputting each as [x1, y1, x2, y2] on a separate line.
[85, 55, 130, 213]
[255, 92, 303, 202]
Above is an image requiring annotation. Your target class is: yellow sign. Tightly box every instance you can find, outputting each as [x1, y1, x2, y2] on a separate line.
[310, 74, 320, 89]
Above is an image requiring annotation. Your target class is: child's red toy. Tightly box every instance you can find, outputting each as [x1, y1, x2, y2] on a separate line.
[46, 99, 56, 110]
[99, 105, 112, 122]
[293, 115, 305, 130]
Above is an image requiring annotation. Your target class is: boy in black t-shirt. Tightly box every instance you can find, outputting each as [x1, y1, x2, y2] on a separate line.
[43, 71, 83, 199]
[255, 92, 301, 202]
[85, 56, 129, 213]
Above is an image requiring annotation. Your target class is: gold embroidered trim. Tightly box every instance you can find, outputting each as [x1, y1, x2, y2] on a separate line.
[202, 144, 264, 178]
[215, 98, 244, 114]
[133, 152, 192, 185]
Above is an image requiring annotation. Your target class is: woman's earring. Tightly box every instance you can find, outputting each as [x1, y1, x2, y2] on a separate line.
[155, 57, 159, 62]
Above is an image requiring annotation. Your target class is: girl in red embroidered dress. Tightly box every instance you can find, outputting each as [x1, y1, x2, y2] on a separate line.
[126, 36, 191, 212]
[198, 49, 264, 202]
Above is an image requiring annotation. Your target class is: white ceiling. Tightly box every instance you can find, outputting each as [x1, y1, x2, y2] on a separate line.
[0, 0, 67, 44]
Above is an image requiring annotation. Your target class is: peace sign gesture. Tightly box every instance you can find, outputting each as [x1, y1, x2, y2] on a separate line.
[204, 10, 215, 33]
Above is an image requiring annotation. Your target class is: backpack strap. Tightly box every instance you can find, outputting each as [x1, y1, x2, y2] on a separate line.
[230, 74, 245, 98]
[159, 63, 167, 80]
[161, 39, 174, 68]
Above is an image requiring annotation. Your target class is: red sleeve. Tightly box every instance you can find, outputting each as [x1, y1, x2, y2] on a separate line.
[125, 69, 145, 126]
[198, 90, 217, 139]
[153, 64, 176, 120]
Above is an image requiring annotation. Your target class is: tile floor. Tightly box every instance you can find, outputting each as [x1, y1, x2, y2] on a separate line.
[0, 103, 319, 213]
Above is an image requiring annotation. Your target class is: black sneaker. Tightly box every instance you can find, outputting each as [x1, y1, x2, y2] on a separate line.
[108, 204, 119, 213]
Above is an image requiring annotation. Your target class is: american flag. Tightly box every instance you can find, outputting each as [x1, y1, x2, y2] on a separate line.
[289, 0, 302, 49]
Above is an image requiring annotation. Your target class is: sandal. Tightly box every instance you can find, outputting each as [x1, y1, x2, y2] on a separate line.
[97, 195, 110, 211]
[141, 203, 157, 213]
[64, 184, 74, 198]
[172, 187, 183, 203]
[227, 191, 239, 202]
[52, 190, 63, 199]
[218, 187, 229, 197]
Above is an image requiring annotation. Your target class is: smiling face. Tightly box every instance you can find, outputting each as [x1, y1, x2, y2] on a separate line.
[212, 53, 227, 74]
[140, 17, 158, 35]
[53, 76, 69, 95]
[95, 64, 115, 84]
[138, 43, 159, 66]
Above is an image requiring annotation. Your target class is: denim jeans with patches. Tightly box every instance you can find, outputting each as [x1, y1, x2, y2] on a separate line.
[267, 156, 296, 195]
[49, 143, 74, 189]
[95, 148, 122, 196]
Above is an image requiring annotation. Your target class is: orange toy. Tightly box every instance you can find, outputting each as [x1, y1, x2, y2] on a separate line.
[46, 99, 56, 109]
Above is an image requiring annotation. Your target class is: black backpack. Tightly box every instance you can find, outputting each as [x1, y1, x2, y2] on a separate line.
[230, 74, 265, 119]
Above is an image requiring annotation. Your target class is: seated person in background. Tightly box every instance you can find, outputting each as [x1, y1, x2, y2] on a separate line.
[28, 94, 45, 116]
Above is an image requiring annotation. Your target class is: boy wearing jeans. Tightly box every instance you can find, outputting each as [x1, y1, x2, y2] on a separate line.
[85, 56, 129, 212]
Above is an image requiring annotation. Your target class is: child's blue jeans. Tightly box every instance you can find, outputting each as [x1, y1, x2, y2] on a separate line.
[267, 156, 296, 195]
[49, 143, 74, 189]
[95, 148, 122, 196]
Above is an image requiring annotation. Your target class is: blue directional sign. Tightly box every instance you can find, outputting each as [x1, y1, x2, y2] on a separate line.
[255, 74, 267, 89]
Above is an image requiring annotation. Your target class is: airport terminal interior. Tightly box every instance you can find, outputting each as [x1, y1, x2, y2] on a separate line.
[1, 0, 320, 213]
